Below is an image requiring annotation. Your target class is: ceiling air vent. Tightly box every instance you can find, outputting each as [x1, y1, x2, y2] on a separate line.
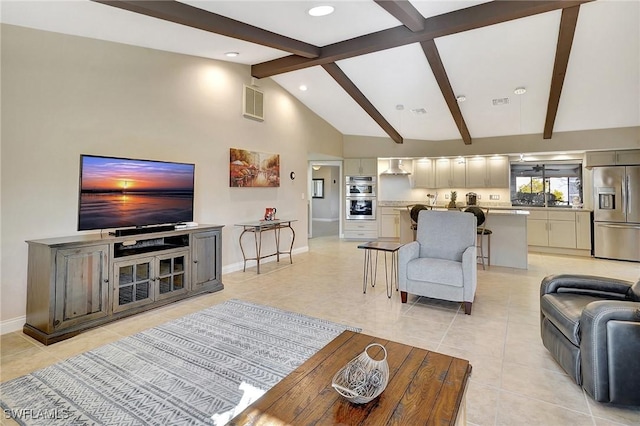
[243, 84, 264, 121]
[492, 97, 510, 106]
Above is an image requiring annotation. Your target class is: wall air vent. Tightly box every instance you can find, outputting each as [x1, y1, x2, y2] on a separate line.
[243, 84, 264, 121]
[492, 97, 510, 106]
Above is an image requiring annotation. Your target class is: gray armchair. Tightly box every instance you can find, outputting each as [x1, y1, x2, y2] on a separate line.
[540, 274, 640, 405]
[398, 210, 477, 314]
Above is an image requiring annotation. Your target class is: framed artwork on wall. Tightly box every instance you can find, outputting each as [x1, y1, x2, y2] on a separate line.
[230, 148, 280, 187]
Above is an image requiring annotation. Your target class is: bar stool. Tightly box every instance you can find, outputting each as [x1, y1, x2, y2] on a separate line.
[464, 206, 491, 270]
[407, 204, 428, 240]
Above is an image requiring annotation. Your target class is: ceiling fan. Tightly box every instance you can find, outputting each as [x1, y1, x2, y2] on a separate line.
[518, 164, 561, 174]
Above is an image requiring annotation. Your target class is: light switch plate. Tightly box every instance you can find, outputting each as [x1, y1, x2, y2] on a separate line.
[490, 195, 500, 200]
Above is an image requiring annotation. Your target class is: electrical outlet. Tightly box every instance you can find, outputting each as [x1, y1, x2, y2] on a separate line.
[445, 194, 450, 199]
[490, 195, 500, 200]
[477, 194, 482, 200]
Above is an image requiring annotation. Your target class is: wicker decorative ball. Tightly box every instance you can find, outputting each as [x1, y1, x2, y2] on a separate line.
[332, 343, 389, 404]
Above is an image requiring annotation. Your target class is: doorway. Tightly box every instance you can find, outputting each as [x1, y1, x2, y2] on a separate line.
[309, 161, 342, 238]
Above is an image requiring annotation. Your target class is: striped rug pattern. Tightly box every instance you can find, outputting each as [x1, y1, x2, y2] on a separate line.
[1, 300, 358, 425]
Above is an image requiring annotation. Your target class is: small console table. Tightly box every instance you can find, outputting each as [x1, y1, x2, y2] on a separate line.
[235, 219, 296, 274]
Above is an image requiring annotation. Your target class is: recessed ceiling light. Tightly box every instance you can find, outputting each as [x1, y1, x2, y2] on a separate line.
[308, 5, 334, 17]
[299, 85, 308, 91]
[395, 104, 404, 111]
[456, 95, 466, 102]
[225, 52, 239, 57]
[514, 87, 527, 95]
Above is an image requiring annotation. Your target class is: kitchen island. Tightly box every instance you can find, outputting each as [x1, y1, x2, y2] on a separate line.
[398, 207, 529, 269]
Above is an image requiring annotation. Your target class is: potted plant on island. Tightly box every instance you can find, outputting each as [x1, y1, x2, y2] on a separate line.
[447, 191, 457, 209]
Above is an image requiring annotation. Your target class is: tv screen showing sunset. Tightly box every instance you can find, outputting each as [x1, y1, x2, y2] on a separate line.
[78, 155, 195, 231]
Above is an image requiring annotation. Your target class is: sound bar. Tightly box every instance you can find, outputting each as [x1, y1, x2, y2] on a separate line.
[114, 225, 176, 237]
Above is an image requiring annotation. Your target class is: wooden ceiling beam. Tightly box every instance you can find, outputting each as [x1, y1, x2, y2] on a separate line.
[374, 0, 425, 32]
[91, 0, 320, 58]
[322, 63, 403, 144]
[544, 5, 581, 139]
[420, 40, 471, 145]
[252, 1, 593, 78]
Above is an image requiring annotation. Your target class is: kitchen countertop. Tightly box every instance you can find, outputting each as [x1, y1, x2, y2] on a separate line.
[393, 207, 529, 215]
[379, 201, 592, 212]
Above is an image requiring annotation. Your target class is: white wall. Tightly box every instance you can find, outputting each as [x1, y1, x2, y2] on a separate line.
[0, 24, 343, 327]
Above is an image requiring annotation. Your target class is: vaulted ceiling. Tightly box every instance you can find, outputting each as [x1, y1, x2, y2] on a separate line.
[2, 1, 638, 146]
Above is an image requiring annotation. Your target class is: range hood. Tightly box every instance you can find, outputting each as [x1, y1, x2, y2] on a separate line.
[381, 159, 411, 175]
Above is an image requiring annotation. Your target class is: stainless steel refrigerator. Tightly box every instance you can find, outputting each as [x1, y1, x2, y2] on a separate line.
[593, 166, 640, 262]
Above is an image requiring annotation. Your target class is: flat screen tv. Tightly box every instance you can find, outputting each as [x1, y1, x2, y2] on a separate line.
[78, 155, 195, 231]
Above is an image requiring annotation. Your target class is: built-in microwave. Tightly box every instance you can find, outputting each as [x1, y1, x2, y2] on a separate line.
[346, 176, 377, 197]
[346, 197, 377, 220]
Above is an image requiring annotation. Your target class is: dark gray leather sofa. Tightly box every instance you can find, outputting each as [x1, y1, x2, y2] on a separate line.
[540, 274, 640, 405]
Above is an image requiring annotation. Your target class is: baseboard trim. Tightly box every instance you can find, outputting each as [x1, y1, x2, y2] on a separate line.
[222, 246, 309, 274]
[1, 315, 26, 335]
[528, 246, 592, 257]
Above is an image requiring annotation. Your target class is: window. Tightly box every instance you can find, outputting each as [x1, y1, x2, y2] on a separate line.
[312, 178, 324, 198]
[510, 163, 582, 207]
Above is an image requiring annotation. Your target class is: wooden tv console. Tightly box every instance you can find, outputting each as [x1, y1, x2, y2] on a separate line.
[24, 225, 224, 345]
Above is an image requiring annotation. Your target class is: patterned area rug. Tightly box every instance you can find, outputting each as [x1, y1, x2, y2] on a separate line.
[1, 300, 359, 425]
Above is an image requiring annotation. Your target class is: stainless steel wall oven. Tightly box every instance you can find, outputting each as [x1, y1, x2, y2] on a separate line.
[346, 197, 376, 220]
[346, 175, 377, 197]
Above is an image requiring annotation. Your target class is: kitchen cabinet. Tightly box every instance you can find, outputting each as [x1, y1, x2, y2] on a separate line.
[527, 211, 549, 246]
[526, 210, 592, 252]
[576, 211, 592, 250]
[586, 150, 640, 167]
[548, 211, 576, 249]
[435, 158, 466, 188]
[487, 156, 510, 187]
[378, 207, 400, 239]
[344, 220, 377, 240]
[616, 150, 640, 165]
[412, 159, 435, 188]
[345, 158, 377, 176]
[465, 156, 509, 188]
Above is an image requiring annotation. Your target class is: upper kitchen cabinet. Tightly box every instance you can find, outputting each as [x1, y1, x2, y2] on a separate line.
[586, 150, 640, 167]
[465, 156, 509, 188]
[345, 158, 377, 176]
[435, 158, 465, 188]
[412, 159, 435, 188]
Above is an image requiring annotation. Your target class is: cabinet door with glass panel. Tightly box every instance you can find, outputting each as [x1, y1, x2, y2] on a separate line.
[155, 251, 189, 301]
[113, 250, 189, 312]
[113, 256, 155, 313]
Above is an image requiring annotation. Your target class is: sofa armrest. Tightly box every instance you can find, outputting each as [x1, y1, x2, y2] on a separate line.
[398, 241, 419, 290]
[580, 300, 640, 404]
[540, 274, 632, 299]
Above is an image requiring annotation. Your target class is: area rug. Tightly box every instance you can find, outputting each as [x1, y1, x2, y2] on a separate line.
[0, 299, 359, 425]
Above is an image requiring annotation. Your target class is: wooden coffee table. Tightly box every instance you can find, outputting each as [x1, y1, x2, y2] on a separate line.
[229, 331, 471, 425]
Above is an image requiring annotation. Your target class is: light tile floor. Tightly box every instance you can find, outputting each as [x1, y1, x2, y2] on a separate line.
[2, 236, 640, 425]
